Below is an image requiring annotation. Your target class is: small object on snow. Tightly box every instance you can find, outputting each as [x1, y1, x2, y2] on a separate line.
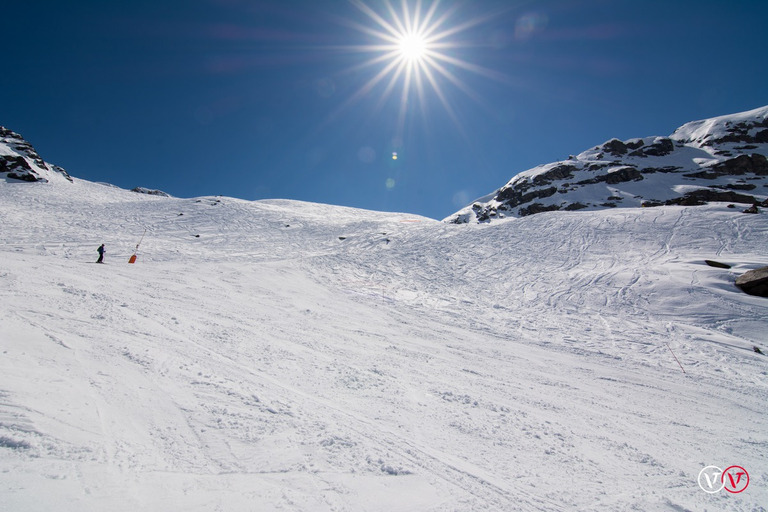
[129, 228, 147, 264]
[665, 342, 686, 374]
[705, 259, 731, 269]
[743, 204, 759, 214]
[338, 236, 347, 241]
[735, 266, 768, 297]
[754, 346, 764, 355]
[727, 204, 736, 209]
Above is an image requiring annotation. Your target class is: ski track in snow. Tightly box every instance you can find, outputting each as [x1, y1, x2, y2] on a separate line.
[1, 179, 767, 511]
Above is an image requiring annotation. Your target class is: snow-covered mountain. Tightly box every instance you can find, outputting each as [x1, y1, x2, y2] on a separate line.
[446, 106, 768, 223]
[0, 127, 72, 183]
[1, 125, 767, 511]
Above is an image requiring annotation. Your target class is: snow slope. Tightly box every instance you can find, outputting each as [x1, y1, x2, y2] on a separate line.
[1, 176, 767, 511]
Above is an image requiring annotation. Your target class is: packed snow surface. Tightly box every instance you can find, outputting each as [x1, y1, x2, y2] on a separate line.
[1, 177, 767, 511]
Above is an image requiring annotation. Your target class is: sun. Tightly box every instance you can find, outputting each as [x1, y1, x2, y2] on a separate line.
[334, 0, 506, 137]
[398, 32, 428, 63]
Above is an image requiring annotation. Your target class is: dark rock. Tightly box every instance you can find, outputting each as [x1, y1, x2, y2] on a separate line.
[710, 123, 768, 145]
[532, 164, 577, 186]
[743, 205, 759, 214]
[683, 170, 720, 180]
[604, 167, 643, 184]
[601, 138, 628, 156]
[564, 202, 588, 211]
[1, 155, 35, 174]
[131, 187, 169, 197]
[666, 189, 757, 206]
[7, 171, 40, 182]
[708, 183, 757, 191]
[641, 166, 682, 174]
[50, 164, 73, 183]
[709, 154, 768, 176]
[687, 152, 768, 179]
[735, 266, 768, 297]
[629, 137, 674, 157]
[705, 260, 732, 269]
[496, 185, 558, 209]
[519, 203, 561, 216]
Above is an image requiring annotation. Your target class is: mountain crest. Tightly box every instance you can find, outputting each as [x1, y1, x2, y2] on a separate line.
[446, 106, 768, 223]
[0, 127, 72, 183]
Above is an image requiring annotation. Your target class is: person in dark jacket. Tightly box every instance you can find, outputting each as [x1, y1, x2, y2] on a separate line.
[97, 244, 105, 263]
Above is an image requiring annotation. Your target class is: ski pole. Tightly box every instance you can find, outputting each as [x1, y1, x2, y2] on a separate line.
[135, 228, 147, 252]
[665, 342, 686, 374]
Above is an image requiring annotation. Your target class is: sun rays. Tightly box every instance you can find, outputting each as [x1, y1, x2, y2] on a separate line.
[335, 0, 506, 139]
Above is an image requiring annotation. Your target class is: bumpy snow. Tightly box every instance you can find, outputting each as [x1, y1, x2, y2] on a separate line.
[1, 178, 767, 511]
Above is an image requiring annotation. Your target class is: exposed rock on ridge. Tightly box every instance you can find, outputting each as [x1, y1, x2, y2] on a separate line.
[0, 127, 73, 183]
[446, 106, 768, 223]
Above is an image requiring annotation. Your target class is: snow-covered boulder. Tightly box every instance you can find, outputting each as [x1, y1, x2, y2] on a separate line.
[736, 266, 768, 297]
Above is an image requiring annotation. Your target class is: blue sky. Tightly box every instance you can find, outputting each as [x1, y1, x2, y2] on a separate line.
[4, 0, 767, 219]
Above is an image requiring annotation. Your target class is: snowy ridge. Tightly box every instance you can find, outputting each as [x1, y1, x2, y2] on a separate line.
[0, 127, 72, 183]
[447, 105, 768, 223]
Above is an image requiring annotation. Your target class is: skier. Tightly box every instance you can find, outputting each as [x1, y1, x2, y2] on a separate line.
[96, 244, 105, 263]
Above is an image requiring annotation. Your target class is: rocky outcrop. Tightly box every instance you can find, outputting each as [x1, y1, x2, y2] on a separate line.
[628, 137, 675, 157]
[684, 154, 768, 179]
[446, 105, 768, 223]
[0, 126, 73, 183]
[131, 187, 170, 197]
[656, 189, 758, 207]
[735, 267, 768, 297]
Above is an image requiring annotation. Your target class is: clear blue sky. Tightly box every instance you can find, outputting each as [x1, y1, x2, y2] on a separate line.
[4, 0, 767, 219]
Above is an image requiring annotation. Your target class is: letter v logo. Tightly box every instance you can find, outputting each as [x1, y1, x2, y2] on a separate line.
[698, 466, 724, 493]
[722, 466, 750, 494]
